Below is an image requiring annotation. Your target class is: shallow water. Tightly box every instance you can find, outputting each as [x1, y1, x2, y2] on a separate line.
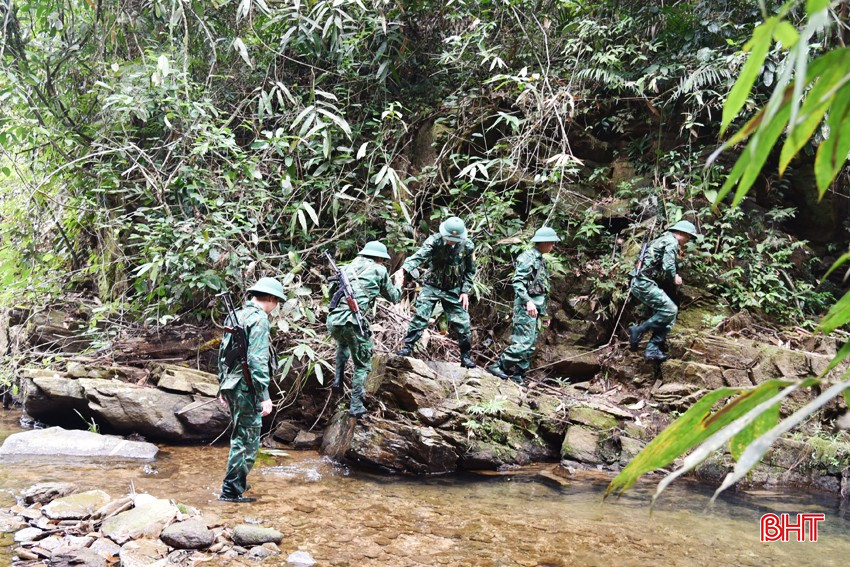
[1, 413, 849, 566]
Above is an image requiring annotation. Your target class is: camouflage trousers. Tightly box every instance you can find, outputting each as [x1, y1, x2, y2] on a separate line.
[630, 276, 678, 334]
[498, 295, 546, 374]
[220, 384, 261, 498]
[328, 322, 372, 414]
[402, 284, 471, 345]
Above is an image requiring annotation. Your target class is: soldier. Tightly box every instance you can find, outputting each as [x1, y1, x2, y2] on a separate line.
[628, 220, 698, 362]
[395, 216, 477, 368]
[488, 227, 560, 385]
[217, 277, 285, 503]
[327, 241, 402, 418]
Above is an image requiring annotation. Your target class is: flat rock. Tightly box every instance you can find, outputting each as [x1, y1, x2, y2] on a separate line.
[90, 537, 121, 559]
[569, 407, 619, 430]
[43, 490, 111, 520]
[0, 512, 28, 533]
[287, 550, 316, 566]
[21, 482, 78, 505]
[119, 538, 169, 567]
[50, 546, 107, 567]
[0, 427, 158, 459]
[101, 497, 178, 544]
[160, 519, 214, 549]
[14, 526, 43, 543]
[231, 524, 283, 546]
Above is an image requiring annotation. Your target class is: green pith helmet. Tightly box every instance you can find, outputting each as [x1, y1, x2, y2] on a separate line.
[439, 216, 467, 243]
[247, 277, 286, 301]
[530, 226, 561, 243]
[669, 220, 698, 237]
[359, 240, 391, 259]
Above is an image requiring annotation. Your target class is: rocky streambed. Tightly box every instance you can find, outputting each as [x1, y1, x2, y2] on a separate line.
[2, 481, 314, 566]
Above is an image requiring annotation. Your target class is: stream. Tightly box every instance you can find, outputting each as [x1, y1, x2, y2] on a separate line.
[1, 413, 848, 566]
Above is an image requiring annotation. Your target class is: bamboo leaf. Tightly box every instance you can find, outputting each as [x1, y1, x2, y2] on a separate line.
[302, 201, 319, 225]
[815, 82, 850, 195]
[773, 21, 799, 49]
[817, 289, 850, 334]
[721, 19, 777, 135]
[822, 251, 850, 280]
[712, 378, 850, 501]
[651, 380, 813, 507]
[605, 381, 791, 499]
[779, 57, 850, 175]
[729, 402, 780, 461]
[232, 38, 253, 68]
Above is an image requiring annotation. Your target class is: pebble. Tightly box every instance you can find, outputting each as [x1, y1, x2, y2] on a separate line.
[19, 507, 43, 521]
[247, 546, 274, 559]
[287, 550, 316, 566]
[14, 547, 39, 561]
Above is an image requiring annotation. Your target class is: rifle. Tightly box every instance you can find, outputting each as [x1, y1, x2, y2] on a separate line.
[324, 250, 366, 335]
[217, 291, 259, 409]
[634, 240, 651, 275]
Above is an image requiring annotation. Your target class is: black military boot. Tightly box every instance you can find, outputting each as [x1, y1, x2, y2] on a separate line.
[628, 321, 652, 352]
[645, 325, 670, 362]
[488, 363, 510, 380]
[459, 337, 476, 368]
[396, 344, 414, 357]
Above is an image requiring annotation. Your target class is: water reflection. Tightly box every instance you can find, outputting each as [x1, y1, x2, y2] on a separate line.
[1, 413, 848, 566]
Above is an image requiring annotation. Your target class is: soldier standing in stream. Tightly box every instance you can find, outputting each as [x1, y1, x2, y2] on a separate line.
[217, 277, 285, 503]
[327, 241, 402, 418]
[628, 220, 698, 362]
[488, 227, 560, 386]
[395, 216, 477, 368]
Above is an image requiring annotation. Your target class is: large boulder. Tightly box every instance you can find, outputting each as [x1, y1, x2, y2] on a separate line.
[1, 427, 158, 459]
[21, 372, 229, 442]
[322, 356, 607, 473]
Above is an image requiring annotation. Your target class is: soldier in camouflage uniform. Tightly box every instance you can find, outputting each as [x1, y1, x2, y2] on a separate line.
[488, 227, 560, 385]
[395, 217, 477, 368]
[217, 277, 285, 503]
[628, 220, 698, 362]
[327, 241, 401, 418]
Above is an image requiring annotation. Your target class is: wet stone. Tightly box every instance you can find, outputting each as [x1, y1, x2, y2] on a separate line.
[232, 524, 283, 546]
[119, 538, 169, 567]
[50, 546, 108, 567]
[21, 482, 78, 505]
[287, 550, 316, 566]
[293, 430, 323, 449]
[42, 490, 112, 520]
[101, 496, 177, 544]
[160, 519, 215, 549]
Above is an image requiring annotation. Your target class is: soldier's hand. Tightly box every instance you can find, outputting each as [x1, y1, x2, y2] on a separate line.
[260, 399, 273, 417]
[218, 395, 227, 407]
[674, 274, 683, 286]
[526, 300, 538, 318]
[460, 293, 470, 311]
[394, 270, 405, 288]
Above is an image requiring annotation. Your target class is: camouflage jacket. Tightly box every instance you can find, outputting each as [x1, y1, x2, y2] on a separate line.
[218, 302, 273, 401]
[402, 233, 476, 293]
[632, 231, 679, 283]
[513, 247, 549, 303]
[327, 256, 402, 328]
